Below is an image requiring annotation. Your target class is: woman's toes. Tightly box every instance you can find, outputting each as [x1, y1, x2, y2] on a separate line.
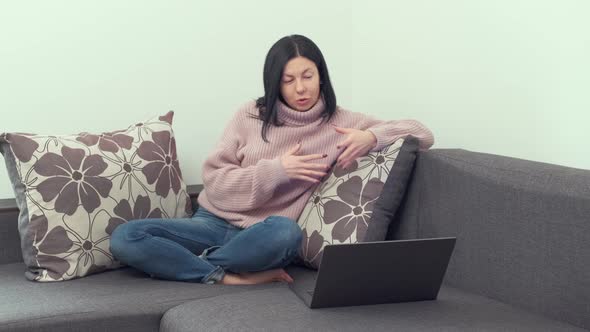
[280, 270, 294, 283]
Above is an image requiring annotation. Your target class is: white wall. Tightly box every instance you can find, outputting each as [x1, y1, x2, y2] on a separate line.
[350, 1, 590, 167]
[1, 1, 588, 199]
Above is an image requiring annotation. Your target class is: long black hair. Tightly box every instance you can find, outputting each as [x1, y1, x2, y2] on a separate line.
[253, 35, 337, 142]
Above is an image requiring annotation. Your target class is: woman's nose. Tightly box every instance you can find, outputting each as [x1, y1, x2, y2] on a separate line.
[295, 79, 305, 93]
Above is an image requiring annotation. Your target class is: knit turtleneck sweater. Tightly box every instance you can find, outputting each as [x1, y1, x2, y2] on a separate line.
[197, 97, 434, 229]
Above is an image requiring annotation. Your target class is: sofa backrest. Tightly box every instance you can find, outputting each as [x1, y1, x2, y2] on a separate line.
[388, 149, 590, 330]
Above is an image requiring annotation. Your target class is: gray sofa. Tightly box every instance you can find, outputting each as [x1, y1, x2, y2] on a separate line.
[1, 149, 588, 332]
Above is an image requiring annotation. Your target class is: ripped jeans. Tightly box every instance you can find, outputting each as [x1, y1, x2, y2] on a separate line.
[109, 206, 303, 284]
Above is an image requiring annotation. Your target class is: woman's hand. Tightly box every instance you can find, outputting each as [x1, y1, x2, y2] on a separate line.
[333, 125, 377, 169]
[280, 142, 330, 183]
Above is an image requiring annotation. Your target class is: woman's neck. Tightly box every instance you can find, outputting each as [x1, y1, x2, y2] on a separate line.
[275, 96, 325, 126]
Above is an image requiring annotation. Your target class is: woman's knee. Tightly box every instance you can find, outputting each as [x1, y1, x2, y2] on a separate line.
[264, 216, 303, 251]
[109, 223, 128, 258]
[109, 220, 146, 259]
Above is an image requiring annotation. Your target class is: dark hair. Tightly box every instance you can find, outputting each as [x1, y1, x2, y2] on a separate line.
[253, 35, 337, 142]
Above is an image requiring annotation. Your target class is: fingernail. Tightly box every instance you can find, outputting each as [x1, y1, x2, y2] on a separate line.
[322, 154, 327, 158]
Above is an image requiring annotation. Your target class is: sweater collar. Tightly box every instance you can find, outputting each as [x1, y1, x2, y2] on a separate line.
[276, 95, 326, 126]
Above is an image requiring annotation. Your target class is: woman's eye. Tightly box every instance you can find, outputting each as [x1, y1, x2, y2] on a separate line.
[304, 76, 312, 79]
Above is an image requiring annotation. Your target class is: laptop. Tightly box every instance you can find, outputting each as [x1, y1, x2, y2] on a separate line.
[286, 237, 456, 309]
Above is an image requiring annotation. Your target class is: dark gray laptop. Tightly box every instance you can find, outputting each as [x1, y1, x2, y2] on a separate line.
[287, 237, 456, 309]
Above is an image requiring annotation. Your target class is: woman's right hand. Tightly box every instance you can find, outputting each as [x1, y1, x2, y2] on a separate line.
[280, 142, 330, 183]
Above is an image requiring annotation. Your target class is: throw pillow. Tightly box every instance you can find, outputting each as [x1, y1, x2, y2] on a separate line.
[0, 111, 192, 282]
[295, 136, 419, 269]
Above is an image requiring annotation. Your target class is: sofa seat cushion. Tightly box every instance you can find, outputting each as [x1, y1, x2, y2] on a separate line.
[0, 262, 285, 332]
[161, 282, 584, 332]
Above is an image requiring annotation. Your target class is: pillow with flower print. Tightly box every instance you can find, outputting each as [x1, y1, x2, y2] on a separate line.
[294, 136, 419, 270]
[0, 111, 192, 282]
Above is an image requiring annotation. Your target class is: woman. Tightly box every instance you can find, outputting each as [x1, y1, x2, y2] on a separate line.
[109, 35, 434, 285]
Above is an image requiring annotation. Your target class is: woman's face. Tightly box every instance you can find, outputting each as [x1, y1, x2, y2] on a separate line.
[280, 56, 321, 112]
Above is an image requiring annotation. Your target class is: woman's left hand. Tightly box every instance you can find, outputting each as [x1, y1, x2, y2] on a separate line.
[332, 125, 377, 169]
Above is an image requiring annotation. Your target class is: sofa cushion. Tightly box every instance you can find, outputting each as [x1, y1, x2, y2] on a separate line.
[0, 262, 287, 332]
[0, 111, 193, 281]
[160, 267, 585, 332]
[295, 137, 418, 269]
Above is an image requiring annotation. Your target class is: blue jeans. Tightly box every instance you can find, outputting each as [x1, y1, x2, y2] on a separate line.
[109, 206, 303, 284]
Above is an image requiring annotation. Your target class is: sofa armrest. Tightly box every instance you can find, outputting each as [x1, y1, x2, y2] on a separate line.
[394, 149, 590, 330]
[0, 204, 21, 265]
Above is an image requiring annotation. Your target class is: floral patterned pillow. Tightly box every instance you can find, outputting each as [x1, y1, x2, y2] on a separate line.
[0, 111, 192, 282]
[295, 137, 419, 270]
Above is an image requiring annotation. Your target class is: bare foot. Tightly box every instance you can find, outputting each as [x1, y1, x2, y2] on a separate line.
[218, 268, 293, 285]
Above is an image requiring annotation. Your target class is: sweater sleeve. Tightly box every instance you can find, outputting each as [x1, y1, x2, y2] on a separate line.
[349, 111, 435, 152]
[201, 109, 291, 213]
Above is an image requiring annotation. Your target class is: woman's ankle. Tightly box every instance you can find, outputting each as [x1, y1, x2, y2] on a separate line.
[218, 272, 245, 285]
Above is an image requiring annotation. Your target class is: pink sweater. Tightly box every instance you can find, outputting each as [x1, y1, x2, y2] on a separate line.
[197, 97, 434, 229]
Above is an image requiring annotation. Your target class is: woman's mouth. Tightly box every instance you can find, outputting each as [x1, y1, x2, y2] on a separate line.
[296, 98, 309, 105]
